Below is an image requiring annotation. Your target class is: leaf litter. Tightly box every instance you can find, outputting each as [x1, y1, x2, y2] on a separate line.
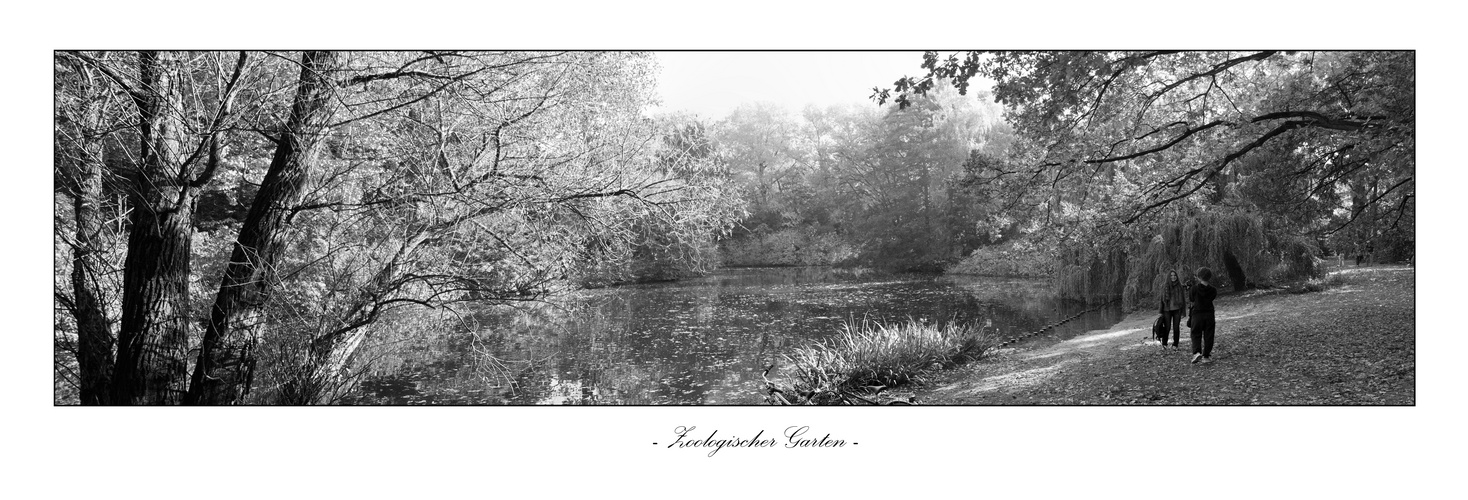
[911, 266, 1415, 405]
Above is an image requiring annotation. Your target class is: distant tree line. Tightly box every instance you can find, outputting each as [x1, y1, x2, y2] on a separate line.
[678, 86, 1018, 271]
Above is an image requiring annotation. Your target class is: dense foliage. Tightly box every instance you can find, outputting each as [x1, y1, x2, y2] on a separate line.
[879, 51, 1414, 305]
[712, 88, 1016, 270]
[53, 51, 741, 404]
[54, 50, 1415, 404]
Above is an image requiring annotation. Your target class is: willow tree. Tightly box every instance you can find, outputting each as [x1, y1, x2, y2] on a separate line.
[54, 53, 131, 405]
[218, 51, 737, 403]
[878, 51, 1414, 304]
[54, 51, 253, 404]
[184, 51, 341, 405]
[55, 51, 741, 404]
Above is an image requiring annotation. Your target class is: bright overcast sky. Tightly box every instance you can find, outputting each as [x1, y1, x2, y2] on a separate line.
[650, 51, 937, 119]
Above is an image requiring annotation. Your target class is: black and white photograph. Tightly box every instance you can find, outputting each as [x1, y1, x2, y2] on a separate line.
[15, 2, 1462, 498]
[51, 49, 1416, 406]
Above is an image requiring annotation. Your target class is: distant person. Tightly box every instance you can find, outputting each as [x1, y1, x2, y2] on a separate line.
[1157, 270, 1186, 349]
[1188, 267, 1218, 364]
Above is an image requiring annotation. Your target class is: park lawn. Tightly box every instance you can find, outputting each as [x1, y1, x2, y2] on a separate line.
[914, 265, 1415, 405]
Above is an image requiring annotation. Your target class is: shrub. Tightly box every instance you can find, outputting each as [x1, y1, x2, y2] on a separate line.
[947, 239, 1054, 278]
[1291, 272, 1346, 294]
[720, 227, 856, 267]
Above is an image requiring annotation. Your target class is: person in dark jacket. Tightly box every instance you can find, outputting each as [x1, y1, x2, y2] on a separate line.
[1188, 267, 1219, 364]
[1157, 270, 1186, 348]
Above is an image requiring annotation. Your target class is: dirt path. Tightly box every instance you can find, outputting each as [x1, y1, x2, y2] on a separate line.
[914, 266, 1415, 405]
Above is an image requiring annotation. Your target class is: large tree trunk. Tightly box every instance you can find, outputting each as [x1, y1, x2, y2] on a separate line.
[69, 132, 116, 405]
[112, 51, 196, 405]
[185, 51, 341, 405]
[1368, 175, 1381, 263]
[58, 59, 117, 404]
[1349, 174, 1370, 258]
[1222, 249, 1249, 292]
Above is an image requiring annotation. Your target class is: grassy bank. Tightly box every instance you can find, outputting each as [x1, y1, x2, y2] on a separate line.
[766, 319, 996, 405]
[911, 265, 1415, 405]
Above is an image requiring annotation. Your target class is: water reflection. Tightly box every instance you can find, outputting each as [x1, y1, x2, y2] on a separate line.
[342, 267, 1125, 405]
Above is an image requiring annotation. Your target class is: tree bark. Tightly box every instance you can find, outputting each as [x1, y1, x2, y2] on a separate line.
[1222, 249, 1249, 292]
[303, 326, 368, 404]
[111, 51, 196, 405]
[69, 130, 116, 406]
[185, 51, 341, 405]
[1349, 174, 1370, 257]
[56, 56, 117, 401]
[58, 60, 117, 404]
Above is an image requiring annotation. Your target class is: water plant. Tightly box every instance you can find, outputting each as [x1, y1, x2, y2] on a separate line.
[765, 318, 995, 405]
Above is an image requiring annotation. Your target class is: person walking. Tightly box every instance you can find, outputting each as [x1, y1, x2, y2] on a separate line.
[1157, 270, 1186, 348]
[1188, 267, 1219, 364]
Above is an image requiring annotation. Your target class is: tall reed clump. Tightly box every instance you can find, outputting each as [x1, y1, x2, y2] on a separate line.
[770, 318, 994, 405]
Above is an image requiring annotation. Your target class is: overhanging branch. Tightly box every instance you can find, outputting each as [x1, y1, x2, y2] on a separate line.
[1124, 119, 1309, 223]
[1086, 120, 1229, 165]
[1324, 176, 1414, 235]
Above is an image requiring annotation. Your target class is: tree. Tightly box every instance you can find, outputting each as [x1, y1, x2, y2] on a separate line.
[717, 102, 812, 224]
[613, 113, 745, 281]
[185, 51, 340, 405]
[235, 51, 707, 403]
[54, 52, 131, 405]
[878, 51, 1414, 301]
[839, 88, 999, 269]
[54, 51, 744, 404]
[58, 51, 253, 404]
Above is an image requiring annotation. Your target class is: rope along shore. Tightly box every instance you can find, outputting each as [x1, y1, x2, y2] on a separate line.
[994, 299, 1120, 349]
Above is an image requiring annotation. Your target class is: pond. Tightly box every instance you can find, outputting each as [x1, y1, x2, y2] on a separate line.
[341, 267, 1126, 405]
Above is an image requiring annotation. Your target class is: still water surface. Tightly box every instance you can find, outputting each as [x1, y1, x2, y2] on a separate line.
[343, 267, 1124, 405]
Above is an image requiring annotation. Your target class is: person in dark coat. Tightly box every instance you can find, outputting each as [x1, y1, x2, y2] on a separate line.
[1188, 267, 1219, 364]
[1157, 270, 1186, 348]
